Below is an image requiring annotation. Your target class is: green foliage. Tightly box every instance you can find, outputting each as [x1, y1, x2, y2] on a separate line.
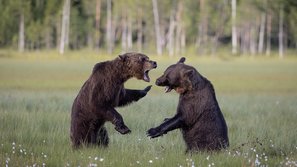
[0, 0, 297, 55]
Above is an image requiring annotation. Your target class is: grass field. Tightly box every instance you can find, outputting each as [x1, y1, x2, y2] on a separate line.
[0, 52, 297, 166]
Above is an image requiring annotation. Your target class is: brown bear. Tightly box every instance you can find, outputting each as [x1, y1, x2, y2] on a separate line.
[147, 57, 229, 152]
[71, 52, 157, 148]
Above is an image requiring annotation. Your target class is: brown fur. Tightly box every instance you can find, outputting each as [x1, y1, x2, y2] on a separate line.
[71, 52, 157, 148]
[147, 57, 229, 152]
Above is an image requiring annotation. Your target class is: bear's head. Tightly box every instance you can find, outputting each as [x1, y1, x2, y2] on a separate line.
[119, 52, 157, 82]
[156, 57, 199, 94]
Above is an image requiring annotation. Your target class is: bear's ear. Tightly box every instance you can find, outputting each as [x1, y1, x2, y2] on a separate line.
[119, 54, 128, 62]
[177, 57, 186, 64]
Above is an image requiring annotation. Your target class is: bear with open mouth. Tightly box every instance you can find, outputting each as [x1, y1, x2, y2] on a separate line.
[70, 52, 157, 148]
[147, 57, 229, 152]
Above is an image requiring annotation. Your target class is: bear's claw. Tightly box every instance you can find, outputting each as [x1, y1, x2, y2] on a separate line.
[144, 85, 152, 92]
[147, 127, 163, 138]
[115, 124, 131, 134]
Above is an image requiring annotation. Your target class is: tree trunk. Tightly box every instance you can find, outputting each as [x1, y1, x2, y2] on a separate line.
[279, 5, 284, 59]
[127, 15, 133, 50]
[137, 8, 143, 52]
[266, 11, 272, 56]
[121, 11, 127, 53]
[258, 12, 265, 54]
[196, 0, 208, 55]
[59, 0, 70, 55]
[18, 12, 25, 52]
[152, 0, 162, 55]
[95, 0, 101, 50]
[181, 27, 186, 55]
[231, 0, 237, 55]
[106, 0, 112, 54]
[241, 25, 250, 55]
[250, 23, 256, 56]
[167, 9, 175, 56]
[175, 1, 183, 56]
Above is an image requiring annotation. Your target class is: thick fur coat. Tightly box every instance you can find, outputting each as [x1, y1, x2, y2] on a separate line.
[71, 53, 157, 148]
[147, 57, 229, 152]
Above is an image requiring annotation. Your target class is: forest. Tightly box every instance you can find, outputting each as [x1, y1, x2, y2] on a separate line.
[0, 0, 297, 57]
[1, 1, 297, 166]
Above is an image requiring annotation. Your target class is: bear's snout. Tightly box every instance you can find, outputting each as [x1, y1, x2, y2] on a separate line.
[151, 61, 157, 68]
[156, 77, 166, 86]
[155, 79, 161, 86]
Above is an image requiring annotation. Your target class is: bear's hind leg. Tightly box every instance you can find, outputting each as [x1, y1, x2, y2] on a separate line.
[104, 107, 131, 134]
[97, 126, 109, 147]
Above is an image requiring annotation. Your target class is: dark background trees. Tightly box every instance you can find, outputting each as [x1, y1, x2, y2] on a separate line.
[0, 0, 296, 57]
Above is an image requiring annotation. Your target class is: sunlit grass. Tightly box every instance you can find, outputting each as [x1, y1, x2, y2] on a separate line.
[0, 51, 297, 166]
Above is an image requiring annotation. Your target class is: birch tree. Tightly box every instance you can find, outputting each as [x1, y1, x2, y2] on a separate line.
[231, 0, 237, 55]
[152, 0, 162, 55]
[59, 0, 71, 54]
[266, 11, 272, 56]
[137, 7, 143, 52]
[95, 0, 101, 50]
[18, 11, 25, 52]
[106, 0, 113, 54]
[258, 12, 265, 54]
[278, 4, 284, 58]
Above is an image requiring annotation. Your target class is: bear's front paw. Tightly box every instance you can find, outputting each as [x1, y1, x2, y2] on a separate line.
[115, 124, 131, 134]
[139, 85, 152, 98]
[147, 127, 163, 138]
[143, 85, 152, 92]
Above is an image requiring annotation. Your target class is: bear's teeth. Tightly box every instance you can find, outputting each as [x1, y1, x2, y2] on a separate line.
[164, 86, 172, 93]
[143, 71, 150, 82]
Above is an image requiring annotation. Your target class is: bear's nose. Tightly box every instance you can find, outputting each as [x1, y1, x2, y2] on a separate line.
[151, 61, 157, 68]
[155, 78, 161, 85]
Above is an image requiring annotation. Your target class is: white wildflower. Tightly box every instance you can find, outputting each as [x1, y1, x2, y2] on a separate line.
[255, 157, 260, 166]
[88, 163, 97, 167]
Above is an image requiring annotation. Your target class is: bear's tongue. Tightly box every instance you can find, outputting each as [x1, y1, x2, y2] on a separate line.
[143, 70, 150, 82]
[164, 86, 172, 93]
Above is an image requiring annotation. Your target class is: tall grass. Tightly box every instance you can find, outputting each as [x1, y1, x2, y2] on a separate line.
[0, 53, 297, 166]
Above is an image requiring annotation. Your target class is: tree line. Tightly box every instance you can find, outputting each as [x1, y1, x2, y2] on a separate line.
[0, 0, 296, 57]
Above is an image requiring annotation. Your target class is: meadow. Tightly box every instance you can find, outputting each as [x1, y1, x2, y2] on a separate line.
[0, 51, 297, 166]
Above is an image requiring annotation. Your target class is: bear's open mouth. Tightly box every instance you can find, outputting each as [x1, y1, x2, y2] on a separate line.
[164, 86, 173, 93]
[143, 70, 151, 82]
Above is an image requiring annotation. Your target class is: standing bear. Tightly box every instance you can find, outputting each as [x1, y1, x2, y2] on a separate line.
[147, 57, 229, 152]
[71, 52, 157, 148]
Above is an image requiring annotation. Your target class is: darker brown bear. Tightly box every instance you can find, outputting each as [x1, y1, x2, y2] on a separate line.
[147, 57, 229, 152]
[71, 52, 157, 148]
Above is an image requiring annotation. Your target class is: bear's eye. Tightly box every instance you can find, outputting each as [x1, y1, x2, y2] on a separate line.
[139, 57, 146, 62]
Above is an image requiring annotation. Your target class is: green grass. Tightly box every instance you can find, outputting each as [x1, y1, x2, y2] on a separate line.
[0, 52, 297, 166]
